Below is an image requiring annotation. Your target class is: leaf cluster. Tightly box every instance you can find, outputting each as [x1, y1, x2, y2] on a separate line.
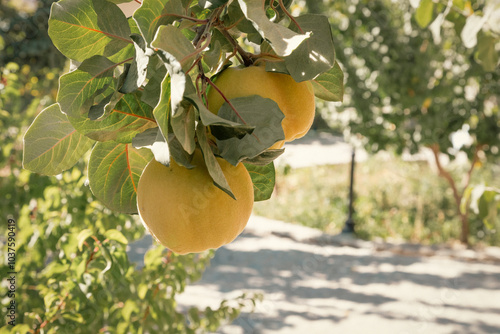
[23, 0, 343, 213]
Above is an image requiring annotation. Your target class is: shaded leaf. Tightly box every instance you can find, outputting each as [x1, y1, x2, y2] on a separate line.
[151, 25, 196, 72]
[311, 61, 344, 102]
[196, 123, 234, 199]
[475, 34, 499, 72]
[285, 14, 335, 82]
[243, 148, 284, 166]
[23, 104, 95, 175]
[216, 96, 285, 165]
[237, 0, 310, 56]
[244, 162, 275, 201]
[88, 141, 153, 214]
[142, 61, 168, 108]
[171, 104, 196, 154]
[48, 0, 132, 62]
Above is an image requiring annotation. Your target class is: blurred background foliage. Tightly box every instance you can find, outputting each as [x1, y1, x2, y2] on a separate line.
[0, 0, 499, 332]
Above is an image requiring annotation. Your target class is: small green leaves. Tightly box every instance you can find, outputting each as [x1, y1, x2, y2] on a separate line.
[216, 96, 285, 165]
[88, 141, 153, 214]
[312, 61, 344, 102]
[23, 104, 95, 175]
[48, 0, 132, 62]
[244, 162, 275, 201]
[237, 0, 310, 56]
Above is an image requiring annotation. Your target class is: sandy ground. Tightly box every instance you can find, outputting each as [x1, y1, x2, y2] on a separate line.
[126, 132, 500, 333]
[173, 216, 500, 334]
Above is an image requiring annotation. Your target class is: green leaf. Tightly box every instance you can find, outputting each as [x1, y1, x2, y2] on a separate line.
[285, 14, 336, 82]
[23, 104, 95, 175]
[216, 96, 285, 165]
[133, 0, 185, 43]
[475, 34, 499, 72]
[152, 74, 172, 139]
[58, 56, 121, 120]
[70, 92, 157, 143]
[104, 229, 129, 244]
[119, 34, 153, 94]
[142, 61, 168, 108]
[196, 123, 234, 199]
[171, 104, 196, 155]
[48, 0, 132, 62]
[237, 0, 310, 56]
[152, 50, 185, 119]
[88, 141, 153, 213]
[311, 61, 344, 102]
[184, 77, 252, 137]
[244, 162, 275, 201]
[243, 148, 284, 166]
[415, 0, 435, 28]
[478, 189, 500, 229]
[151, 25, 196, 72]
[132, 128, 171, 166]
[77, 229, 94, 251]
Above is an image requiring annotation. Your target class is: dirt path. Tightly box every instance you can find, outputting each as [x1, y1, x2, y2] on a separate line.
[174, 216, 500, 334]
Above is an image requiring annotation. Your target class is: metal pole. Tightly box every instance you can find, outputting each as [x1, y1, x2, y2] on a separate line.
[342, 149, 356, 234]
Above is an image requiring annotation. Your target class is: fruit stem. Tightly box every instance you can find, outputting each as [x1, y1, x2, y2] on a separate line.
[218, 28, 254, 67]
[205, 77, 248, 125]
[278, 0, 304, 33]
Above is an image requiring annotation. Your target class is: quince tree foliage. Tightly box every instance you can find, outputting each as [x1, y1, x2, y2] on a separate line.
[22, 0, 343, 216]
[321, 0, 499, 244]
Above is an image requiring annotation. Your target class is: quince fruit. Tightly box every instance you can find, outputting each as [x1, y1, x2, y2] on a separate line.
[207, 65, 315, 148]
[137, 150, 254, 254]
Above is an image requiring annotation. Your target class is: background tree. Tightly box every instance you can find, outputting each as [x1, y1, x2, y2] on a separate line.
[309, 0, 499, 244]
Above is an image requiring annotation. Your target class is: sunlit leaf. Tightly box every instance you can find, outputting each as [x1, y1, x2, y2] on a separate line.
[133, 0, 185, 43]
[104, 229, 129, 244]
[58, 56, 124, 120]
[415, 0, 434, 28]
[88, 141, 153, 214]
[284, 14, 335, 82]
[237, 0, 310, 56]
[48, 0, 132, 62]
[119, 34, 153, 94]
[70, 92, 157, 143]
[152, 25, 196, 71]
[23, 104, 95, 175]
